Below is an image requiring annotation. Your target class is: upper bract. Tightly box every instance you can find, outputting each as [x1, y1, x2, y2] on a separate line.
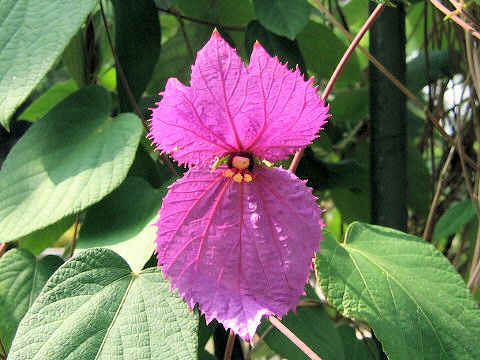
[149, 31, 329, 167]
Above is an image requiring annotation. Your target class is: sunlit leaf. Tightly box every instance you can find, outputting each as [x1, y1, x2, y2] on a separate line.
[8, 248, 198, 359]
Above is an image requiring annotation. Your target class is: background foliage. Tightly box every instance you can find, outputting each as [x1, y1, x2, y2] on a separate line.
[1, 0, 480, 359]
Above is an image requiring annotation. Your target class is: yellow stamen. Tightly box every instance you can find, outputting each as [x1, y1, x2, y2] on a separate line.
[224, 169, 235, 177]
[233, 173, 243, 183]
[243, 173, 253, 182]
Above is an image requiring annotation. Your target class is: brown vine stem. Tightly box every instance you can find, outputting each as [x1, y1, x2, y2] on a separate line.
[289, 3, 385, 173]
[423, 146, 455, 240]
[269, 316, 322, 360]
[0, 243, 5, 258]
[311, 0, 479, 172]
[99, 1, 179, 178]
[430, 0, 480, 40]
[223, 330, 235, 360]
[0, 337, 6, 360]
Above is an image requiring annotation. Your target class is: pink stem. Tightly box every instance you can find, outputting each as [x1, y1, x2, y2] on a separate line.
[430, 0, 480, 40]
[289, 3, 386, 173]
[0, 243, 5, 258]
[223, 329, 235, 360]
[268, 315, 322, 360]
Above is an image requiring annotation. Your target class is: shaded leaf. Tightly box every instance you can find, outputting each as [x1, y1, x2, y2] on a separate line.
[338, 324, 379, 360]
[18, 216, 75, 256]
[112, 0, 161, 112]
[245, 20, 307, 73]
[8, 248, 198, 359]
[0, 86, 143, 242]
[0, 0, 97, 129]
[316, 223, 480, 360]
[63, 30, 87, 88]
[433, 200, 477, 241]
[0, 249, 63, 352]
[18, 80, 78, 122]
[297, 21, 361, 84]
[259, 306, 345, 360]
[407, 50, 459, 93]
[77, 177, 165, 272]
[252, 0, 310, 40]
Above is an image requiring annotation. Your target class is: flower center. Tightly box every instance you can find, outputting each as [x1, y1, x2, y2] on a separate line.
[223, 152, 254, 183]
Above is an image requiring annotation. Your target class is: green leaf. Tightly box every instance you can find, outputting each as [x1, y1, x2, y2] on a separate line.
[18, 80, 78, 122]
[245, 20, 307, 73]
[337, 324, 379, 360]
[112, 0, 161, 112]
[8, 248, 198, 359]
[259, 306, 346, 360]
[316, 222, 480, 360]
[407, 141, 431, 218]
[146, 21, 211, 94]
[433, 200, 477, 241]
[0, 0, 98, 129]
[252, 0, 310, 40]
[297, 21, 361, 84]
[0, 86, 143, 242]
[18, 216, 75, 256]
[77, 177, 165, 272]
[330, 88, 369, 126]
[0, 249, 63, 353]
[63, 30, 87, 88]
[407, 50, 459, 93]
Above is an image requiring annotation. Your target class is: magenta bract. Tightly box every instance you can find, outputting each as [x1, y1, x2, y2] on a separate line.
[149, 31, 329, 340]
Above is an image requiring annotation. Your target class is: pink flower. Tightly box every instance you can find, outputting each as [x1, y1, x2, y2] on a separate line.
[149, 31, 329, 340]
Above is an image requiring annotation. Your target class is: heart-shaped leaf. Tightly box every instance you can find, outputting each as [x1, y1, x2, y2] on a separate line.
[316, 223, 480, 360]
[8, 248, 198, 359]
[0, 86, 143, 242]
[0, 249, 63, 352]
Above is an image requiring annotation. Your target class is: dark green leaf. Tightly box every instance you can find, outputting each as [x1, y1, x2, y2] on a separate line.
[18, 216, 75, 256]
[252, 0, 310, 40]
[245, 20, 307, 73]
[330, 88, 369, 126]
[337, 324, 379, 360]
[407, 50, 459, 93]
[259, 306, 345, 360]
[77, 177, 165, 272]
[0, 249, 63, 352]
[18, 80, 78, 122]
[9, 248, 198, 359]
[0, 0, 98, 129]
[433, 200, 477, 241]
[63, 30, 87, 88]
[146, 22, 211, 93]
[112, 0, 161, 112]
[316, 223, 480, 360]
[407, 141, 431, 218]
[0, 86, 143, 242]
[297, 21, 361, 84]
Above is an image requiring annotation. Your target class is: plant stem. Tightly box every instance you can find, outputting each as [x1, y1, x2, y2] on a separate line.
[430, 0, 480, 40]
[0, 243, 5, 258]
[268, 315, 322, 360]
[99, 1, 179, 178]
[223, 330, 235, 360]
[423, 146, 455, 240]
[68, 214, 81, 259]
[289, 3, 385, 173]
[314, 0, 478, 172]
